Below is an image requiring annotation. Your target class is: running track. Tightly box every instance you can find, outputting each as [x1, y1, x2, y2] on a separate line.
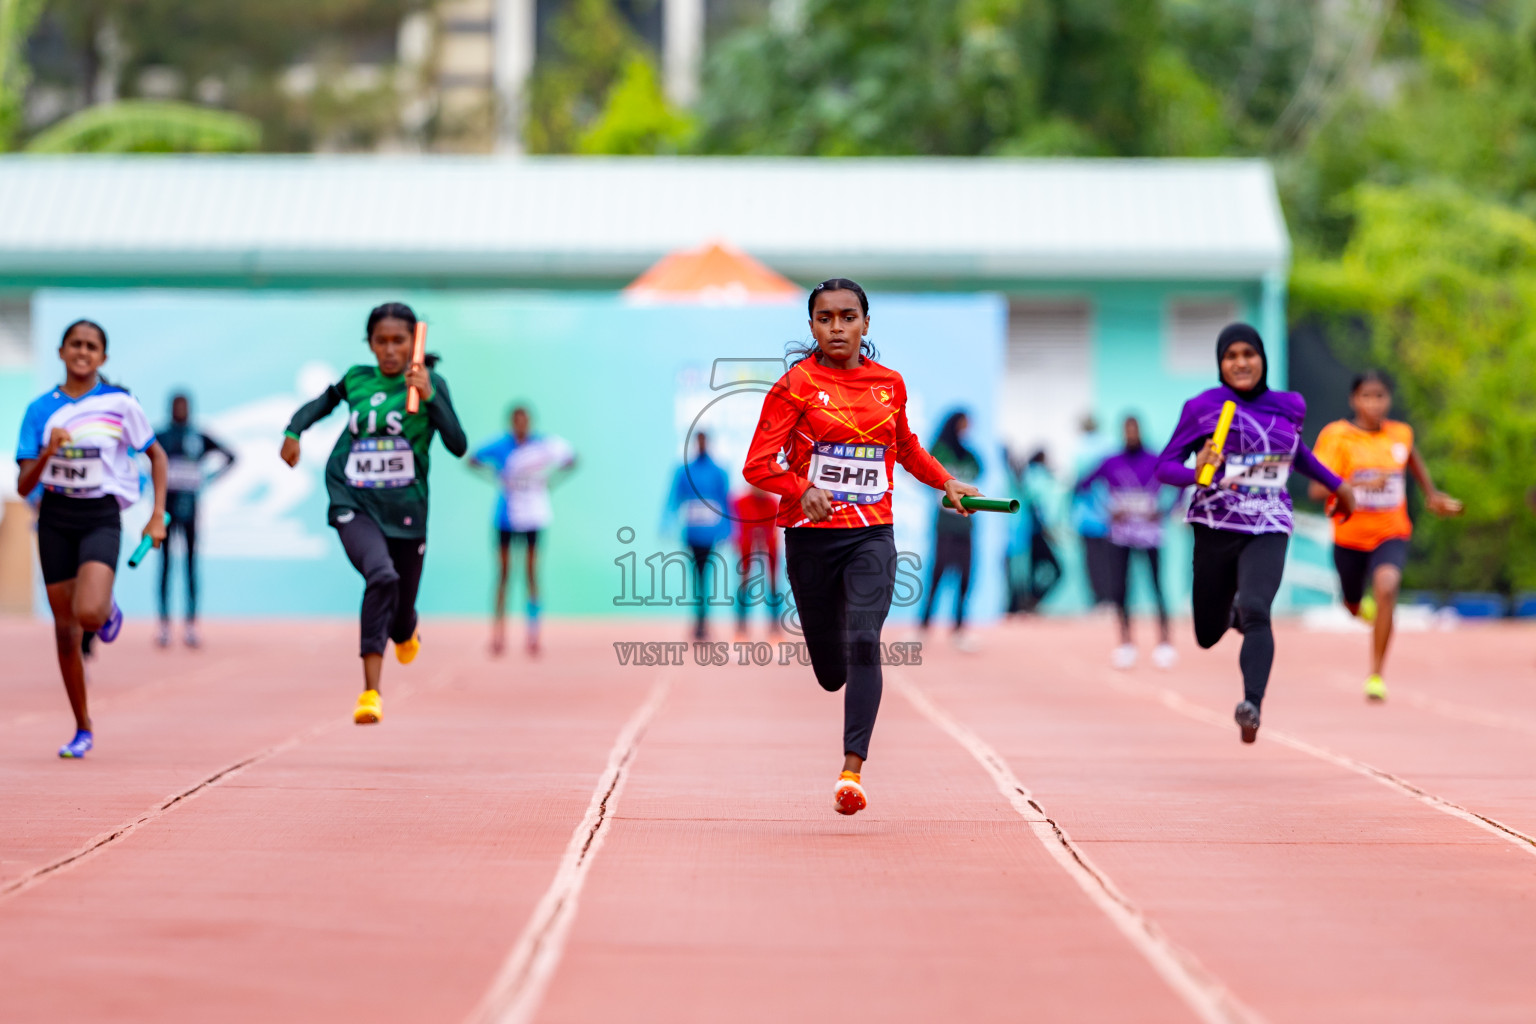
[3, 616, 1536, 1022]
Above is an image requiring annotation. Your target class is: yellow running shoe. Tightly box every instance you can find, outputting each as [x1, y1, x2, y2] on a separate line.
[353, 689, 382, 725]
[395, 631, 421, 665]
[1360, 593, 1377, 624]
[1364, 674, 1388, 702]
[833, 771, 867, 816]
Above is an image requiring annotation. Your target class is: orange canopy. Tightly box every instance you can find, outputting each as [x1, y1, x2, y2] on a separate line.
[624, 241, 799, 303]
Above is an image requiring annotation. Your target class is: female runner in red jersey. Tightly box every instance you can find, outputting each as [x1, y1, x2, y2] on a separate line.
[744, 279, 981, 815]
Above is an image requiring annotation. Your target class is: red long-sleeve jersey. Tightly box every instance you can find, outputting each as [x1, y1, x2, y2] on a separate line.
[743, 357, 952, 529]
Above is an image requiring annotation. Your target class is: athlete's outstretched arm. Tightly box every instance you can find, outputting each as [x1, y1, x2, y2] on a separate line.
[142, 441, 169, 549]
[1154, 401, 1203, 488]
[280, 383, 343, 467]
[893, 394, 978, 513]
[1294, 440, 1354, 519]
[743, 380, 811, 501]
[1408, 447, 1464, 516]
[425, 374, 468, 457]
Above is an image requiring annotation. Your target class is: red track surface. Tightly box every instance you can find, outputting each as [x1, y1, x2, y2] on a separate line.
[3, 616, 1536, 1023]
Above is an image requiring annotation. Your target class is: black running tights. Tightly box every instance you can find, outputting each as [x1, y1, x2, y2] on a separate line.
[784, 524, 896, 762]
[337, 514, 426, 658]
[1191, 525, 1288, 708]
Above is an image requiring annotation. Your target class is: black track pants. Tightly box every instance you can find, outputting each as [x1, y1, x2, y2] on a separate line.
[920, 530, 972, 630]
[337, 514, 426, 658]
[159, 513, 198, 622]
[1107, 544, 1168, 638]
[1190, 525, 1288, 708]
[785, 524, 896, 762]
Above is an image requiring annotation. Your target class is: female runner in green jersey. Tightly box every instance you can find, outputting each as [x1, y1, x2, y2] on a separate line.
[280, 302, 467, 723]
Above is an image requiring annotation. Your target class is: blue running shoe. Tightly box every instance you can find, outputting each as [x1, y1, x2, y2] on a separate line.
[98, 601, 123, 643]
[58, 730, 93, 758]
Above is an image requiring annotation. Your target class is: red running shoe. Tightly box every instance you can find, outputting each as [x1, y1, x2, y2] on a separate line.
[833, 771, 867, 815]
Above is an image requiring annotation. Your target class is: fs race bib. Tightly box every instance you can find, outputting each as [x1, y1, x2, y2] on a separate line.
[43, 446, 105, 495]
[1352, 470, 1406, 511]
[1222, 453, 1292, 492]
[810, 442, 888, 504]
[345, 438, 415, 489]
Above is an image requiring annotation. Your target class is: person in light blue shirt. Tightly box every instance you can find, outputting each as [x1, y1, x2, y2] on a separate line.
[665, 431, 732, 640]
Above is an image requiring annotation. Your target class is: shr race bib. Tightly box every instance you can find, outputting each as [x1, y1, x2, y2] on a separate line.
[1222, 453, 1291, 492]
[810, 442, 888, 504]
[345, 437, 415, 489]
[1352, 470, 1406, 511]
[43, 446, 105, 495]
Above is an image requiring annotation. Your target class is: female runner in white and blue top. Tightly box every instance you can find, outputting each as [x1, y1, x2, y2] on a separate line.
[15, 320, 169, 758]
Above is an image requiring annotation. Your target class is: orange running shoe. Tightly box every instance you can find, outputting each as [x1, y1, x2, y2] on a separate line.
[395, 631, 421, 665]
[833, 771, 867, 815]
[353, 689, 382, 725]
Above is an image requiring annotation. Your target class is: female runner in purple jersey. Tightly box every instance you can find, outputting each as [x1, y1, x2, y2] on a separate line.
[1156, 324, 1355, 743]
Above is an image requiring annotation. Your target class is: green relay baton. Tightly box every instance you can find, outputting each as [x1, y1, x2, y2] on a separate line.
[128, 512, 171, 568]
[941, 495, 1020, 514]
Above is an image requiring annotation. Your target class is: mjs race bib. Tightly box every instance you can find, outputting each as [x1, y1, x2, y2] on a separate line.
[810, 442, 888, 504]
[1222, 453, 1291, 492]
[43, 446, 105, 495]
[345, 438, 415, 489]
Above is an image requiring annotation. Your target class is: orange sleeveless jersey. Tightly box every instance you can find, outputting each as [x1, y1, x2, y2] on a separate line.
[1312, 419, 1415, 550]
[743, 357, 951, 529]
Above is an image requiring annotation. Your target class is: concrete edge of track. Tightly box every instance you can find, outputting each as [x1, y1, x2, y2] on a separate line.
[893, 670, 1266, 1024]
[1107, 675, 1536, 858]
[465, 673, 672, 1024]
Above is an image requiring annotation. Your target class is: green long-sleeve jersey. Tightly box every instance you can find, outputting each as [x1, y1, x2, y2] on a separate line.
[285, 364, 467, 539]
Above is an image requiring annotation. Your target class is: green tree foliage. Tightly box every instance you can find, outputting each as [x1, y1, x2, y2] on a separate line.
[24, 99, 260, 152]
[694, 0, 1309, 157]
[0, 0, 45, 148]
[578, 55, 695, 155]
[1294, 184, 1536, 593]
[527, 0, 646, 153]
[32, 0, 423, 151]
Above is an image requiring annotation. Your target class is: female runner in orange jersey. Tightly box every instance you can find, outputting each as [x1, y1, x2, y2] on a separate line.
[1310, 370, 1462, 701]
[744, 279, 981, 815]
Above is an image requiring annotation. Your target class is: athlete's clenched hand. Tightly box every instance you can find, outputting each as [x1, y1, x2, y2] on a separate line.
[800, 485, 833, 523]
[280, 436, 301, 468]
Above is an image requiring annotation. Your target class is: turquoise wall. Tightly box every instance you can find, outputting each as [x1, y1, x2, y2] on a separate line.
[26, 289, 1009, 624]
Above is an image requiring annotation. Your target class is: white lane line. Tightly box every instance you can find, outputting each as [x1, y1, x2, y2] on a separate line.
[895, 673, 1265, 1024]
[0, 665, 461, 905]
[1124, 680, 1536, 857]
[466, 676, 671, 1024]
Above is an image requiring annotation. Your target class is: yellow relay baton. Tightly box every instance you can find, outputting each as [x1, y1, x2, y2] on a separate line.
[1196, 400, 1237, 487]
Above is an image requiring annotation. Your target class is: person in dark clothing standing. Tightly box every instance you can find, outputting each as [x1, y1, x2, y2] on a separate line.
[919, 410, 982, 651]
[156, 392, 236, 649]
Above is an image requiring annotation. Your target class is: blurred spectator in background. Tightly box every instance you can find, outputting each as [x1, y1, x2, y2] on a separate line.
[156, 392, 236, 649]
[1007, 448, 1062, 615]
[469, 405, 577, 657]
[732, 483, 781, 638]
[666, 431, 731, 640]
[1071, 414, 1115, 608]
[1077, 415, 1176, 671]
[920, 410, 982, 650]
